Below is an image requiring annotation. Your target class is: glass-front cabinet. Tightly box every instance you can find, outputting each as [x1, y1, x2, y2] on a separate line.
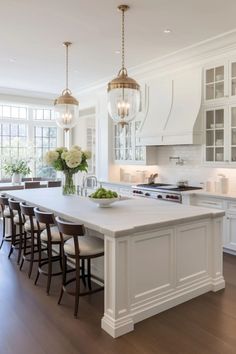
[230, 106, 236, 162]
[231, 62, 236, 97]
[204, 106, 236, 164]
[205, 108, 225, 162]
[205, 65, 225, 101]
[114, 120, 145, 164]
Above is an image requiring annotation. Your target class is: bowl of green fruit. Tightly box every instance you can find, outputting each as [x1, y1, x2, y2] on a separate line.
[89, 187, 120, 207]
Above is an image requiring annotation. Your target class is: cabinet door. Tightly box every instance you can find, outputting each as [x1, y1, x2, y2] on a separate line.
[205, 107, 226, 163]
[229, 105, 236, 163]
[229, 60, 236, 97]
[204, 64, 227, 101]
[225, 213, 236, 251]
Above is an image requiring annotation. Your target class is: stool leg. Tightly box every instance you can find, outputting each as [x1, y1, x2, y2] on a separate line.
[28, 230, 35, 278]
[87, 258, 92, 291]
[81, 259, 86, 287]
[8, 223, 15, 259]
[74, 256, 80, 318]
[58, 253, 67, 305]
[34, 236, 41, 285]
[20, 231, 27, 271]
[0, 217, 5, 250]
[46, 243, 52, 295]
[17, 224, 23, 265]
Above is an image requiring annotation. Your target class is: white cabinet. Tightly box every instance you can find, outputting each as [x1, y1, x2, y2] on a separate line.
[204, 105, 236, 164]
[204, 64, 227, 102]
[113, 119, 158, 165]
[205, 107, 226, 163]
[185, 193, 236, 255]
[225, 212, 236, 252]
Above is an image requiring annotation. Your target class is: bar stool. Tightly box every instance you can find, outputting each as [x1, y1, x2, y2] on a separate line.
[0, 195, 14, 251]
[47, 181, 61, 188]
[56, 216, 104, 317]
[24, 181, 41, 189]
[34, 207, 71, 295]
[19, 203, 46, 278]
[8, 198, 26, 263]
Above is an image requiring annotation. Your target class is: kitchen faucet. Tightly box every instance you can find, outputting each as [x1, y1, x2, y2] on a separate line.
[79, 175, 98, 196]
[169, 156, 184, 166]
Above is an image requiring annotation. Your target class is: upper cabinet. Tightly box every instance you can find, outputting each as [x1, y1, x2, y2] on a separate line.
[138, 67, 203, 146]
[203, 58, 236, 103]
[113, 118, 158, 165]
[204, 64, 227, 101]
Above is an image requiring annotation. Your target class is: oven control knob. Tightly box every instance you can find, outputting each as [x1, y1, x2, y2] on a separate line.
[157, 195, 163, 199]
[145, 193, 150, 197]
[166, 195, 170, 198]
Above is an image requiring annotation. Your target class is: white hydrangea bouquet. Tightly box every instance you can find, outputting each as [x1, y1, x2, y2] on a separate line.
[44, 146, 91, 195]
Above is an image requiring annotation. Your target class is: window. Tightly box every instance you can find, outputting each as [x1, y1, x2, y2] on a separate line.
[33, 108, 55, 121]
[34, 126, 57, 178]
[0, 123, 27, 178]
[0, 103, 59, 179]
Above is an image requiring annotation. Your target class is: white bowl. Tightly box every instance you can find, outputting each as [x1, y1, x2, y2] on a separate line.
[88, 196, 120, 208]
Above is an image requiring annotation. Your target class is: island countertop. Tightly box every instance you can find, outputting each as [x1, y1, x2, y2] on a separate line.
[6, 188, 224, 238]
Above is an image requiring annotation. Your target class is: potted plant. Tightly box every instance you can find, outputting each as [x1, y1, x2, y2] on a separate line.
[4, 159, 31, 185]
[44, 146, 91, 195]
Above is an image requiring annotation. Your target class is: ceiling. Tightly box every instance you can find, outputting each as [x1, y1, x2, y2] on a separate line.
[1, 0, 236, 97]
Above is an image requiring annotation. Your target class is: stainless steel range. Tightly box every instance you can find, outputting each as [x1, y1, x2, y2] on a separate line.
[132, 183, 202, 203]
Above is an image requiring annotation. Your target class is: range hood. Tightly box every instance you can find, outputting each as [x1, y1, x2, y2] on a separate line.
[137, 67, 202, 146]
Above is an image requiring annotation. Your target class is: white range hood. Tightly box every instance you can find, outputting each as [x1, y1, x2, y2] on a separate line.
[137, 67, 203, 146]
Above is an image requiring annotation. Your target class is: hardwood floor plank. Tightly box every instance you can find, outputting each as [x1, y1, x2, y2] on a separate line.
[1, 243, 236, 354]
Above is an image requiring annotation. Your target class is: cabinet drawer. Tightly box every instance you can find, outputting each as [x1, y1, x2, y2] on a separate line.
[227, 201, 236, 212]
[193, 197, 224, 209]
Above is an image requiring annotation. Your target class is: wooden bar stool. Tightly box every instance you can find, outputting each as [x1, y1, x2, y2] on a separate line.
[34, 207, 71, 295]
[24, 181, 41, 189]
[0, 195, 14, 251]
[47, 181, 61, 188]
[19, 203, 46, 278]
[56, 216, 104, 318]
[8, 198, 26, 264]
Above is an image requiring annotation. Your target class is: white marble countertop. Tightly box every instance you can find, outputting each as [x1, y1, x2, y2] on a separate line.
[99, 180, 133, 187]
[182, 189, 236, 200]
[6, 188, 224, 237]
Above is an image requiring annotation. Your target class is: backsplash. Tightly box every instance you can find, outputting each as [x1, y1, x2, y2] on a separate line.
[113, 145, 236, 192]
[155, 145, 236, 190]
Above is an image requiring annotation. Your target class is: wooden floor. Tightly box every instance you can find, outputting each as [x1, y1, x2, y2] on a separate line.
[1, 243, 236, 354]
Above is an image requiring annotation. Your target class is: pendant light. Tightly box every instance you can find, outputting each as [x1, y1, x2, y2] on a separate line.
[107, 5, 141, 127]
[54, 42, 79, 132]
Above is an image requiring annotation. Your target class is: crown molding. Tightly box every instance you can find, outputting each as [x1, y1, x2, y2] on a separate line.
[77, 28, 236, 95]
[0, 87, 56, 105]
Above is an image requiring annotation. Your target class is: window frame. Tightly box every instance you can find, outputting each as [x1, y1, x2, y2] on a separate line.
[0, 102, 63, 179]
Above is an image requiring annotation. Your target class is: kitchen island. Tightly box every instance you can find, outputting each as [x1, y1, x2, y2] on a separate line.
[6, 188, 225, 338]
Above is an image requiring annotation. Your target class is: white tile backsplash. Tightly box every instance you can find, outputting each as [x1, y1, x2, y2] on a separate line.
[156, 145, 236, 192]
[114, 145, 236, 192]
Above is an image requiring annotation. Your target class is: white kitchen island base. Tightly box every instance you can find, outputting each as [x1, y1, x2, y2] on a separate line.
[5, 189, 225, 338]
[102, 217, 225, 337]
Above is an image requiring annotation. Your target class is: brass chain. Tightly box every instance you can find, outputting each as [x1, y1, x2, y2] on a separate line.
[65, 43, 69, 90]
[121, 8, 125, 71]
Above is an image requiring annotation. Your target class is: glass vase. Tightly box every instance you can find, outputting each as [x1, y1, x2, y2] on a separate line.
[62, 171, 76, 195]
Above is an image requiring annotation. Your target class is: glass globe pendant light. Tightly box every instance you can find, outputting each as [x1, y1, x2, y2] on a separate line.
[54, 42, 79, 132]
[108, 5, 141, 128]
